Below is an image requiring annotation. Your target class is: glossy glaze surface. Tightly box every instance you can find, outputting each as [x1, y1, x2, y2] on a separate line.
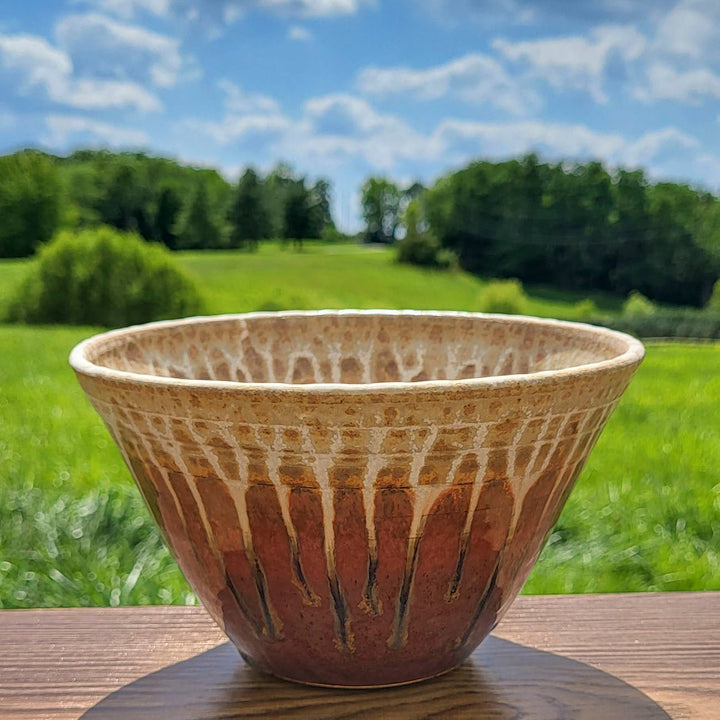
[71, 311, 644, 687]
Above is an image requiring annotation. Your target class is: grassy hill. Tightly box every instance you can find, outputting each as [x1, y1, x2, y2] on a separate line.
[0, 241, 621, 321]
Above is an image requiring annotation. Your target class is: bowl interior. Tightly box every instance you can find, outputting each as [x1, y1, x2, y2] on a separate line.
[80, 312, 633, 385]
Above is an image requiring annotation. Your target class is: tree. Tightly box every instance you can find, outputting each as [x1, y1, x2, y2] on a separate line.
[0, 151, 62, 257]
[227, 169, 271, 249]
[283, 179, 312, 245]
[265, 163, 296, 239]
[264, 165, 335, 246]
[609, 169, 650, 295]
[308, 178, 334, 238]
[361, 177, 401, 244]
[421, 155, 720, 305]
[94, 156, 153, 239]
[641, 183, 719, 306]
[175, 181, 222, 249]
[153, 185, 182, 249]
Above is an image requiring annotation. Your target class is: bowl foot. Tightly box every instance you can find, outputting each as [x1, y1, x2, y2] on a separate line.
[246, 660, 461, 690]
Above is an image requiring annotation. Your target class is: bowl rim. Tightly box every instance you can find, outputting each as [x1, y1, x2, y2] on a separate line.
[69, 309, 645, 395]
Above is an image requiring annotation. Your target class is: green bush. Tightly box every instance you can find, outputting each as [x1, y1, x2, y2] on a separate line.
[573, 298, 599, 321]
[397, 199, 457, 270]
[593, 310, 720, 340]
[7, 227, 203, 327]
[476, 279, 528, 314]
[623, 290, 657, 317]
[707, 280, 720, 311]
[396, 230, 457, 269]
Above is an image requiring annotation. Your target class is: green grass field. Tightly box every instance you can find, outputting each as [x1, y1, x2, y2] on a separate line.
[0, 244, 717, 608]
[0, 241, 622, 321]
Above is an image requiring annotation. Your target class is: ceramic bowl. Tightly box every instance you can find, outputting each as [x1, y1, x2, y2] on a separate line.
[70, 310, 644, 687]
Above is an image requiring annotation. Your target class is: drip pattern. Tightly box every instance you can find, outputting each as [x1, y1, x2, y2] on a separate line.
[73, 311, 642, 687]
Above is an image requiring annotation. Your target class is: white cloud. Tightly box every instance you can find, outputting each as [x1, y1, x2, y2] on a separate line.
[43, 115, 151, 147]
[655, 0, 720, 59]
[357, 54, 538, 115]
[493, 25, 646, 104]
[293, 94, 439, 169]
[186, 89, 438, 171]
[634, 63, 720, 104]
[622, 127, 699, 166]
[217, 79, 282, 114]
[61, 78, 161, 111]
[86, 0, 370, 21]
[55, 13, 188, 88]
[435, 119, 627, 161]
[625, 0, 720, 105]
[83, 0, 172, 19]
[0, 31, 160, 111]
[259, 0, 365, 17]
[187, 80, 289, 144]
[432, 120, 714, 187]
[288, 25, 312, 41]
[184, 78, 714, 193]
[0, 33, 73, 90]
[199, 114, 291, 144]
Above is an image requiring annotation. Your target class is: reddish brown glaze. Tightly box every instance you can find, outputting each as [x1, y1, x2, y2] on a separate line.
[71, 310, 644, 687]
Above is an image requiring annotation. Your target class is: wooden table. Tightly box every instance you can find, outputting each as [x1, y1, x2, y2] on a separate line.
[1, 592, 718, 719]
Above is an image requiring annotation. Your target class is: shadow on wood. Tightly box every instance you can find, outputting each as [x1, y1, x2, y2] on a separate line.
[80, 636, 672, 719]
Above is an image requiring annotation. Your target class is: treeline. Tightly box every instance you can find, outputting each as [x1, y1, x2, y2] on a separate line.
[3, 148, 720, 309]
[0, 150, 335, 258]
[416, 155, 720, 307]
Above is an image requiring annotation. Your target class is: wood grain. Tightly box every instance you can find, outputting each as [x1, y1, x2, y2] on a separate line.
[0, 593, 717, 719]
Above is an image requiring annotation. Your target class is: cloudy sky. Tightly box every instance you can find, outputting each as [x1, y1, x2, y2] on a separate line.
[1, 0, 720, 228]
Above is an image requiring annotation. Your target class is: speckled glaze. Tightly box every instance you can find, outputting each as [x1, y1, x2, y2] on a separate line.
[70, 310, 644, 688]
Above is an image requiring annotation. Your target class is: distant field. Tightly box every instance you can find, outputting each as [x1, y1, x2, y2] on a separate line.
[1, 322, 718, 608]
[0, 241, 622, 321]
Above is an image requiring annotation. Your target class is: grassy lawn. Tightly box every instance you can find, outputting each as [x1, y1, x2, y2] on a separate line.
[0, 241, 621, 321]
[1, 321, 718, 607]
[525, 342, 720, 593]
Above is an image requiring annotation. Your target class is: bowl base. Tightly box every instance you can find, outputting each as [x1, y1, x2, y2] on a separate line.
[258, 663, 461, 690]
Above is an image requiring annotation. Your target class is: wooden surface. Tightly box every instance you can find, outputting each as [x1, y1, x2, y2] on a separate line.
[0, 592, 718, 719]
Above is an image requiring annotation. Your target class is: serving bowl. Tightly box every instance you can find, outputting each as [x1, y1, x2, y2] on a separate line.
[70, 310, 644, 687]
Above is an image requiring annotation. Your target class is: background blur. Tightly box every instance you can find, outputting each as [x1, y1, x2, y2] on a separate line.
[1, 0, 719, 610]
[1, 0, 720, 228]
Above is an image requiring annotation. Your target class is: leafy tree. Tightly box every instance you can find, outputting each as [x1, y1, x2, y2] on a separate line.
[0, 151, 62, 257]
[1, 149, 335, 253]
[361, 177, 401, 243]
[283, 179, 312, 244]
[308, 178, 334, 237]
[94, 156, 153, 238]
[396, 199, 455, 269]
[55, 150, 233, 248]
[176, 181, 223, 249]
[609, 169, 650, 294]
[404, 181, 425, 203]
[227, 168, 271, 249]
[265, 165, 334, 244]
[641, 183, 719, 305]
[423, 155, 720, 306]
[153, 185, 182, 249]
[265, 163, 296, 239]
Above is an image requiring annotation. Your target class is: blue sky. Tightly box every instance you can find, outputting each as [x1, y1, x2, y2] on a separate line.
[1, 0, 720, 229]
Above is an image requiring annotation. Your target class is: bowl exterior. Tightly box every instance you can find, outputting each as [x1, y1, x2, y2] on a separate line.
[73, 327, 641, 687]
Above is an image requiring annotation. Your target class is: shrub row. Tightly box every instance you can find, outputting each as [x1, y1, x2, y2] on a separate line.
[593, 311, 720, 340]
